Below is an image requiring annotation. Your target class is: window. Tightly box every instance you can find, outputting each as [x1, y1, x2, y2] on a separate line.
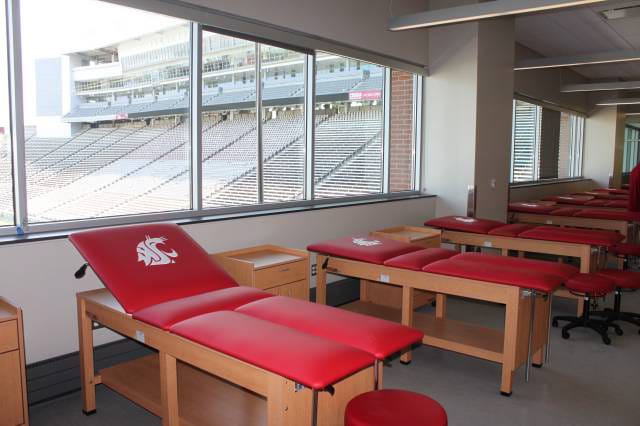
[201, 31, 257, 208]
[0, 0, 13, 226]
[20, 0, 190, 223]
[314, 52, 384, 199]
[1, 0, 423, 233]
[260, 45, 305, 203]
[510, 99, 584, 183]
[623, 125, 640, 174]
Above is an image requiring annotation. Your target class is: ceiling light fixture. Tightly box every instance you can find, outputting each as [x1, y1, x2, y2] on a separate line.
[389, 0, 607, 31]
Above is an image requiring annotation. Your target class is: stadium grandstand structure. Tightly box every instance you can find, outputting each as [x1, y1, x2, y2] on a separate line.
[0, 25, 387, 223]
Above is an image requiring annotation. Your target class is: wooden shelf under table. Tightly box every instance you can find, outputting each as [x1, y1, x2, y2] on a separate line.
[101, 354, 266, 426]
[341, 301, 504, 363]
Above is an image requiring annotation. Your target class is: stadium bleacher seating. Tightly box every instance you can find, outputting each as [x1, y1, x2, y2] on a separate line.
[0, 70, 387, 222]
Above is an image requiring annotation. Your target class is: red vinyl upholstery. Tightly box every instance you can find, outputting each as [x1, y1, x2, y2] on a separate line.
[605, 200, 628, 208]
[594, 188, 629, 195]
[508, 202, 558, 214]
[345, 389, 448, 426]
[584, 199, 609, 207]
[236, 296, 423, 359]
[542, 196, 592, 205]
[453, 252, 578, 280]
[69, 223, 238, 313]
[596, 269, 640, 290]
[518, 226, 624, 247]
[487, 223, 537, 237]
[549, 207, 581, 216]
[564, 274, 614, 297]
[422, 256, 565, 293]
[170, 311, 374, 390]
[133, 287, 273, 330]
[424, 216, 505, 234]
[610, 242, 640, 257]
[307, 235, 421, 265]
[383, 248, 458, 271]
[573, 209, 640, 222]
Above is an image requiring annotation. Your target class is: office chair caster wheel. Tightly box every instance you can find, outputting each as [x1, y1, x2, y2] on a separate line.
[614, 327, 624, 336]
[552, 319, 559, 327]
[561, 330, 570, 339]
[602, 335, 611, 345]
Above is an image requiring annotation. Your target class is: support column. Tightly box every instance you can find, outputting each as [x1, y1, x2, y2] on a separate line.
[583, 106, 626, 188]
[424, 6, 515, 221]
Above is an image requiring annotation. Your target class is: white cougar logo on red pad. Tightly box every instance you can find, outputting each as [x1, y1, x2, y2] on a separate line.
[352, 238, 382, 247]
[136, 235, 178, 266]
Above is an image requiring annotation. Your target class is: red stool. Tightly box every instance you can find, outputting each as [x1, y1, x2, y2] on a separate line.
[345, 389, 447, 426]
[609, 243, 640, 269]
[552, 273, 620, 345]
[594, 269, 640, 334]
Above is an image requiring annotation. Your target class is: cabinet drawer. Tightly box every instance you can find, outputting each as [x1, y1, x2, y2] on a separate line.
[265, 280, 309, 300]
[254, 261, 306, 289]
[0, 321, 18, 354]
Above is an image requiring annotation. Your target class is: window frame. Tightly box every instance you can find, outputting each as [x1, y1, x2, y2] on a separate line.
[509, 98, 585, 186]
[2, 0, 424, 236]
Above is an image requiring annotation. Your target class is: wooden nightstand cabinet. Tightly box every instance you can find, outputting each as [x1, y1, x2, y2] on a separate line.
[212, 245, 310, 301]
[0, 297, 28, 426]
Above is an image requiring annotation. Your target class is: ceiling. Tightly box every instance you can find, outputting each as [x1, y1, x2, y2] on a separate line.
[515, 0, 640, 81]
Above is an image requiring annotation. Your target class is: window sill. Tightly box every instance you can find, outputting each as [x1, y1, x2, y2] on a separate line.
[509, 177, 589, 189]
[0, 192, 434, 246]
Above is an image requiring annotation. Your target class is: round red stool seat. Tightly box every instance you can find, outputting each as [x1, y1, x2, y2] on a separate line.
[565, 273, 614, 297]
[610, 242, 640, 257]
[597, 269, 640, 290]
[345, 389, 447, 426]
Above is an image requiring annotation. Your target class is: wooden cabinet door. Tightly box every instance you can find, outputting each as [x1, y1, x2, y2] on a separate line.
[0, 350, 24, 426]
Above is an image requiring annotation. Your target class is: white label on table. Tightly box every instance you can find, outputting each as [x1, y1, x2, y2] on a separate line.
[379, 274, 390, 283]
[135, 330, 145, 344]
[483, 241, 493, 247]
[545, 220, 553, 224]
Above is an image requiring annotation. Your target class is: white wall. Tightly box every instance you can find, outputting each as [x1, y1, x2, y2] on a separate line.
[184, 0, 430, 65]
[0, 197, 435, 364]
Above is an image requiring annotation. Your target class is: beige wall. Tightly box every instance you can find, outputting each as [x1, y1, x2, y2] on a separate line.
[474, 18, 515, 221]
[0, 197, 435, 363]
[424, 22, 479, 217]
[184, 0, 430, 65]
[509, 179, 595, 202]
[583, 107, 626, 188]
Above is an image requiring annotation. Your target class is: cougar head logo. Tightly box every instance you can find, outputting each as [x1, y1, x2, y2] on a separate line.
[136, 235, 178, 267]
[352, 238, 382, 247]
[455, 217, 476, 223]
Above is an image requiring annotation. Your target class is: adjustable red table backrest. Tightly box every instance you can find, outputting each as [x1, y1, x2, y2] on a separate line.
[70, 223, 238, 313]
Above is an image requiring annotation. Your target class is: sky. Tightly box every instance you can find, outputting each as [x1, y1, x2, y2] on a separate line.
[0, 0, 185, 129]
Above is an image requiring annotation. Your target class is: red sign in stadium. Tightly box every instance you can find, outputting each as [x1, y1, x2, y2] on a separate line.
[349, 90, 382, 101]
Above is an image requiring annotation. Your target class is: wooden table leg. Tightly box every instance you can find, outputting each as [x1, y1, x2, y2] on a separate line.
[316, 255, 327, 305]
[500, 290, 521, 396]
[267, 377, 313, 426]
[77, 298, 97, 415]
[400, 286, 415, 364]
[359, 280, 370, 302]
[435, 294, 447, 319]
[159, 352, 179, 426]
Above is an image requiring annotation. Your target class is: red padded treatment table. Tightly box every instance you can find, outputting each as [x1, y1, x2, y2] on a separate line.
[236, 296, 423, 359]
[508, 202, 558, 214]
[70, 223, 238, 313]
[422, 255, 565, 294]
[518, 225, 625, 248]
[171, 311, 375, 390]
[307, 234, 422, 264]
[424, 216, 505, 234]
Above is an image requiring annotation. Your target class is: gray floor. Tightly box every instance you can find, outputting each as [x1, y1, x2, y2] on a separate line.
[30, 293, 640, 426]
